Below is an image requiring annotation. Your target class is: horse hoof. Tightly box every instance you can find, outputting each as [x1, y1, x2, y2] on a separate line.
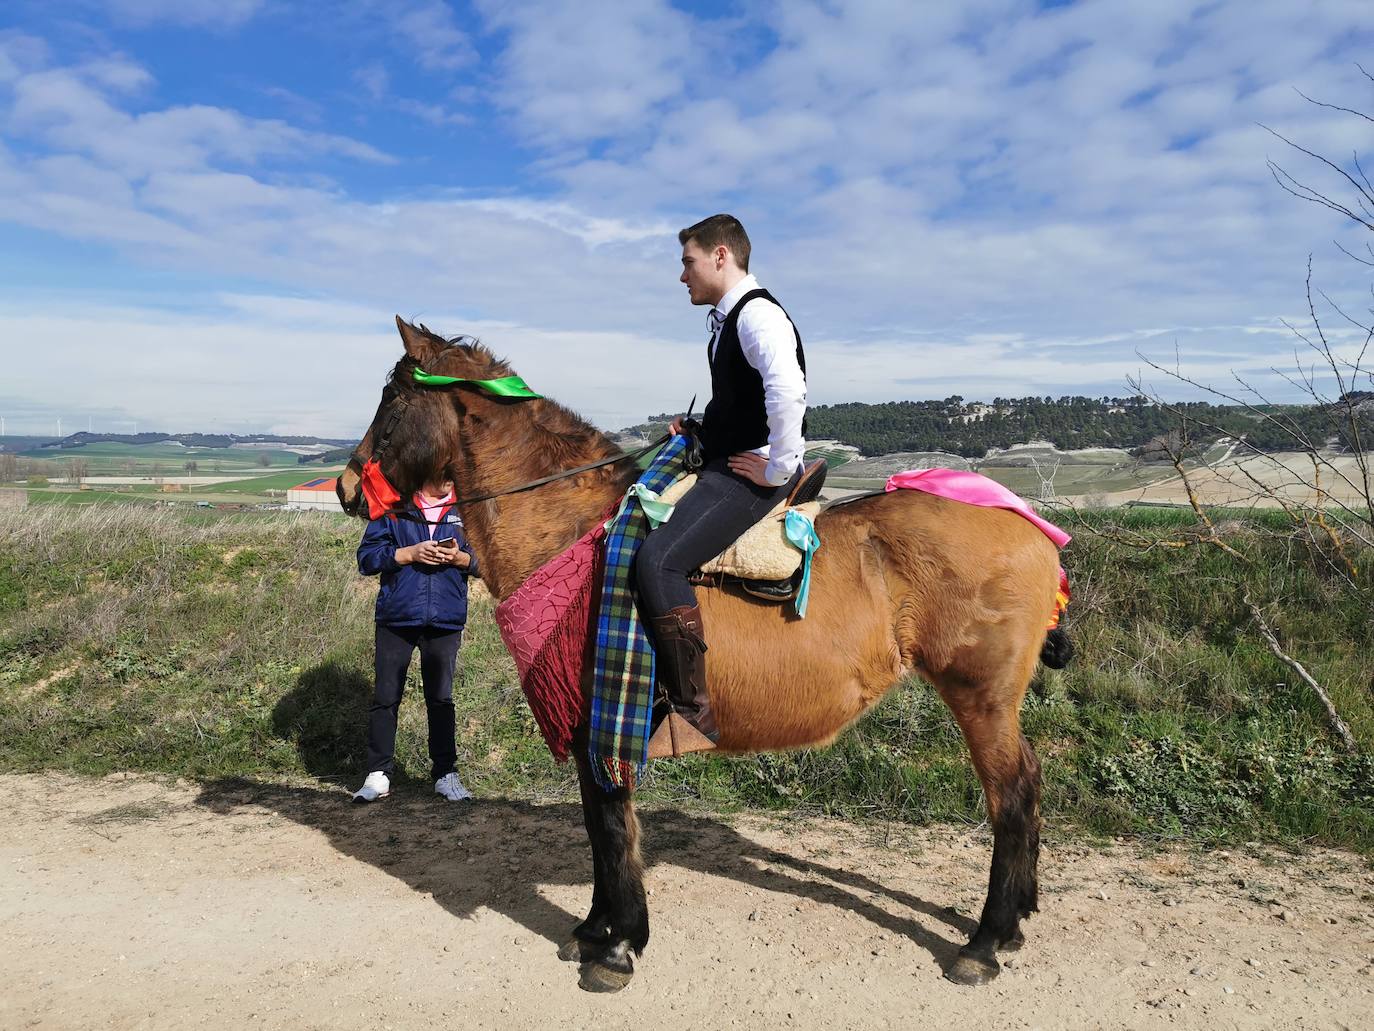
[579, 960, 633, 993]
[999, 929, 1025, 952]
[945, 951, 1000, 986]
[558, 938, 587, 963]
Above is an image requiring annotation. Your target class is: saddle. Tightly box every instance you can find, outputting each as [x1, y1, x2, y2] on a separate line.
[658, 459, 828, 603]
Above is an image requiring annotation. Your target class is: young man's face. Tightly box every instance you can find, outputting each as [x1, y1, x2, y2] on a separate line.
[679, 239, 730, 307]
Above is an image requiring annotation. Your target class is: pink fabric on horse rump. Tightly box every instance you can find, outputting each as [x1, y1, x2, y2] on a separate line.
[885, 468, 1071, 549]
[493, 526, 604, 760]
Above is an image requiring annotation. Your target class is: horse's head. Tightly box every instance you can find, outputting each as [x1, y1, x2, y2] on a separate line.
[336, 316, 507, 518]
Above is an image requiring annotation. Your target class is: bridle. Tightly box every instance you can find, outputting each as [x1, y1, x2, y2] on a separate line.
[349, 370, 690, 521]
[355, 385, 411, 468]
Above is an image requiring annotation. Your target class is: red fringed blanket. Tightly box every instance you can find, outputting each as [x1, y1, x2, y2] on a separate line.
[493, 526, 604, 760]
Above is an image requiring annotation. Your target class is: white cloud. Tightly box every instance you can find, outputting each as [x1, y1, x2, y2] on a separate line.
[381, 0, 477, 73]
[7, 61, 392, 179]
[349, 51, 472, 128]
[457, 198, 674, 247]
[0, 33, 46, 84]
[0, 296, 707, 435]
[477, 0, 694, 146]
[353, 63, 389, 101]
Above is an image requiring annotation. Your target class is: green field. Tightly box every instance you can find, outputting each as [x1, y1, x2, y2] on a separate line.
[8, 440, 319, 476]
[197, 469, 344, 493]
[0, 438, 346, 507]
[21, 466, 346, 508]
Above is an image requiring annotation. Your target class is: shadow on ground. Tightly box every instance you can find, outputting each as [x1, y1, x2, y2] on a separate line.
[270, 657, 423, 786]
[207, 658, 976, 975]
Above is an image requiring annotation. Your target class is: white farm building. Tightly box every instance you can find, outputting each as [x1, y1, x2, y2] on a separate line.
[286, 476, 343, 512]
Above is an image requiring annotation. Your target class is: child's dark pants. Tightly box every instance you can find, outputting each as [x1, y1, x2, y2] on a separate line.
[366, 624, 461, 780]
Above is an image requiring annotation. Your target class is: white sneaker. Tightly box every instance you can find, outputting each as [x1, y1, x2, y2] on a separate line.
[434, 772, 472, 802]
[352, 771, 390, 803]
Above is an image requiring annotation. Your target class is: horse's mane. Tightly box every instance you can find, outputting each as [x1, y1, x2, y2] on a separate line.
[391, 322, 622, 472]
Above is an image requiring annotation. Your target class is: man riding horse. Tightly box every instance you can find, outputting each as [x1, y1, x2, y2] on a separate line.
[637, 214, 808, 757]
[334, 223, 1072, 990]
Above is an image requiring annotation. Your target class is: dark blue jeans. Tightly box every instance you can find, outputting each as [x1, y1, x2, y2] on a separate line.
[634, 457, 799, 617]
[366, 624, 462, 780]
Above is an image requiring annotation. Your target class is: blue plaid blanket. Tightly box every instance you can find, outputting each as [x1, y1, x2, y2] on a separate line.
[589, 435, 690, 791]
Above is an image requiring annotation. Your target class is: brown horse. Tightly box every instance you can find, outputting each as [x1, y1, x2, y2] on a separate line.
[337, 318, 1072, 991]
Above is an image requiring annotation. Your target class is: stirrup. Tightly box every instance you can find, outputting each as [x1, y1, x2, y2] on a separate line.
[647, 712, 718, 760]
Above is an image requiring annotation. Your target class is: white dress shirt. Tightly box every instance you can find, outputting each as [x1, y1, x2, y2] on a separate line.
[708, 274, 808, 487]
[708, 274, 802, 483]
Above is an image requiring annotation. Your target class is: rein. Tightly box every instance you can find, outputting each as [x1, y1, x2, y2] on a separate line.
[380, 433, 671, 523]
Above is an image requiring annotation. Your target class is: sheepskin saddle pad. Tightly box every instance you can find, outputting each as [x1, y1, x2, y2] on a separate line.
[657, 459, 827, 600]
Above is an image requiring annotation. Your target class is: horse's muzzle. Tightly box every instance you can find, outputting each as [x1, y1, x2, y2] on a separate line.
[336, 460, 365, 518]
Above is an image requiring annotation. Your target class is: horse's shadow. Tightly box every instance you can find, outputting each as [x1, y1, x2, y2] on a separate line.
[199, 660, 976, 969]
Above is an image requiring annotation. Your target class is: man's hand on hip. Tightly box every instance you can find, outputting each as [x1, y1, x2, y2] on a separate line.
[727, 451, 772, 486]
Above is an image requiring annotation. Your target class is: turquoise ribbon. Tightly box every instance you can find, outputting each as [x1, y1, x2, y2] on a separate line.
[784, 509, 821, 617]
[605, 482, 675, 531]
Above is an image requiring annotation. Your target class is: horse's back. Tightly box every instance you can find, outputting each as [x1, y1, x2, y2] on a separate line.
[701, 488, 1060, 751]
[818, 488, 1059, 587]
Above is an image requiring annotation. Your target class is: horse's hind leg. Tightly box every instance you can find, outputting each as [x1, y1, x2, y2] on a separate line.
[568, 749, 649, 993]
[937, 683, 1043, 986]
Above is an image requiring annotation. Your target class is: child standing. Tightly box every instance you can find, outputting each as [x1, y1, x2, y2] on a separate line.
[352, 477, 479, 803]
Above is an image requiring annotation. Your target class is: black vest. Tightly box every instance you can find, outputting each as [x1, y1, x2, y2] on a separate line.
[699, 288, 807, 462]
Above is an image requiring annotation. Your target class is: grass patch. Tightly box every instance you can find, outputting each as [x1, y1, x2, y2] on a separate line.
[200, 469, 346, 493]
[1, 503, 1370, 853]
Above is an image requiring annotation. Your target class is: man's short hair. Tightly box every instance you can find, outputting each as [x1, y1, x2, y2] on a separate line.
[679, 214, 751, 272]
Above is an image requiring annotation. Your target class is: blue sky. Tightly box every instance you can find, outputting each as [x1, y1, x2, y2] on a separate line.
[1, 0, 1371, 437]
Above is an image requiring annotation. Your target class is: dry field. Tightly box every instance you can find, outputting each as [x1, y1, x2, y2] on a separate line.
[1100, 451, 1371, 509]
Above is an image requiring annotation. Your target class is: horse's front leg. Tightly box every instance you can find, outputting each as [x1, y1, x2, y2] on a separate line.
[566, 749, 649, 993]
[560, 749, 613, 960]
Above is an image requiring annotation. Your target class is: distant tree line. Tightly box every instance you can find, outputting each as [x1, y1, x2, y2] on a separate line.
[48, 431, 354, 450]
[301, 447, 357, 465]
[619, 396, 1374, 459]
[801, 394, 1374, 458]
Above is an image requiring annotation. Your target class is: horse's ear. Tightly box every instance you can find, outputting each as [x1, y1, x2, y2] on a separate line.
[395, 316, 435, 361]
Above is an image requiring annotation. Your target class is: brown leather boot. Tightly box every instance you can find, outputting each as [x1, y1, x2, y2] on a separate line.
[646, 604, 718, 759]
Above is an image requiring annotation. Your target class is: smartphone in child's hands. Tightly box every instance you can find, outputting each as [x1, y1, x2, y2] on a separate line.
[436, 537, 458, 550]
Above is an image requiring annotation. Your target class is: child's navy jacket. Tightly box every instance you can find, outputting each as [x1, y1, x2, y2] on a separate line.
[357, 505, 480, 630]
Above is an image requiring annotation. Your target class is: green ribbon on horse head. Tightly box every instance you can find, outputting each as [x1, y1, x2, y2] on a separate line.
[412, 368, 543, 398]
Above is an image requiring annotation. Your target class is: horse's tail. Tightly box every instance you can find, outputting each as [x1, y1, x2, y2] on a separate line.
[1040, 626, 1074, 669]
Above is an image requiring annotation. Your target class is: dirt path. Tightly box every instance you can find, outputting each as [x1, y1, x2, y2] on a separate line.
[2, 773, 1370, 1030]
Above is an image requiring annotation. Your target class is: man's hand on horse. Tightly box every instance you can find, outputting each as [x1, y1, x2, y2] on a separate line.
[727, 451, 772, 486]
